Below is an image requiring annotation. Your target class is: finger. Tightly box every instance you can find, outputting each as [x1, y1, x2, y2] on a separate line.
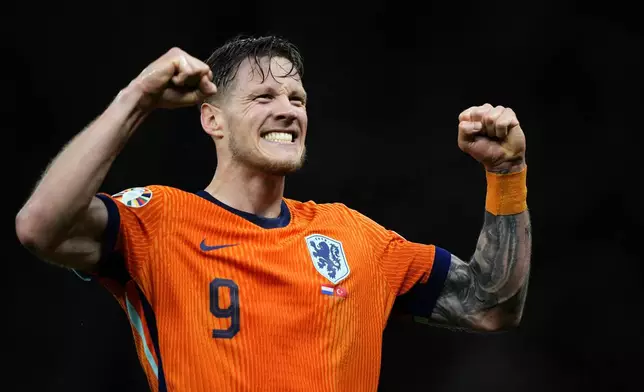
[482, 105, 505, 138]
[457, 121, 483, 151]
[459, 106, 477, 122]
[161, 87, 206, 107]
[199, 74, 217, 95]
[459, 121, 484, 137]
[182, 56, 213, 89]
[186, 55, 211, 77]
[171, 54, 196, 85]
[469, 103, 494, 122]
[495, 108, 518, 139]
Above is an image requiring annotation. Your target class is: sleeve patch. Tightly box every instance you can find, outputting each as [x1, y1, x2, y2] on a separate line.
[112, 187, 153, 208]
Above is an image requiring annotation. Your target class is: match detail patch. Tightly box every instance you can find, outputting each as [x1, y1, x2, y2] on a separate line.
[112, 187, 153, 208]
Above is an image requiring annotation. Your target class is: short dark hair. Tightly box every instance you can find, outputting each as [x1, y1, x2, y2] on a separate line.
[205, 35, 304, 101]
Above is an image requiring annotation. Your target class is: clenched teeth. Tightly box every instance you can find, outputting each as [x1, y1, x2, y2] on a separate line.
[262, 132, 294, 143]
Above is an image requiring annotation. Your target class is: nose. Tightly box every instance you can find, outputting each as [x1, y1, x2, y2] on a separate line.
[273, 96, 298, 122]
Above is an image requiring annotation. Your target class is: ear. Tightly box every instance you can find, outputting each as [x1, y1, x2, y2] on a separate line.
[200, 102, 225, 139]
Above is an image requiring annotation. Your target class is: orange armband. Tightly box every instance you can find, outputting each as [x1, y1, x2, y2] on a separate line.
[485, 166, 528, 216]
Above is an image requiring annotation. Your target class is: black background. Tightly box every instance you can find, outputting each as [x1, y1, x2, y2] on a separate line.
[8, 1, 643, 391]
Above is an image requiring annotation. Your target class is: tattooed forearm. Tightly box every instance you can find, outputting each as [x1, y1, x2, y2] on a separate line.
[431, 211, 532, 331]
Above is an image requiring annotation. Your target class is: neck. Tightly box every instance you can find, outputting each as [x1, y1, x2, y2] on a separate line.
[204, 161, 286, 218]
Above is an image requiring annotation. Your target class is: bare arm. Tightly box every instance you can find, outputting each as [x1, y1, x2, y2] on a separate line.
[430, 207, 532, 331]
[419, 104, 532, 332]
[16, 48, 215, 271]
[15, 86, 148, 269]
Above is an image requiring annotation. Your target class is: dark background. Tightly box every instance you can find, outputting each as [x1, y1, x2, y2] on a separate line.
[7, 1, 643, 391]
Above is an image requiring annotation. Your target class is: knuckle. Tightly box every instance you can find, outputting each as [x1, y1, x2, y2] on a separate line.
[508, 108, 518, 120]
[459, 107, 474, 119]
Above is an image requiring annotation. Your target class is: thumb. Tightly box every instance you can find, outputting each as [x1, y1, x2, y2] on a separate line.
[458, 121, 483, 140]
[159, 88, 203, 108]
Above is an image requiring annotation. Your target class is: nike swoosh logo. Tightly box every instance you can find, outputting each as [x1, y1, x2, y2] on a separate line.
[200, 240, 238, 252]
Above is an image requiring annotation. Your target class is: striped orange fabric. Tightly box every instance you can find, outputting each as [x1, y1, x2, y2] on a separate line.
[97, 185, 438, 392]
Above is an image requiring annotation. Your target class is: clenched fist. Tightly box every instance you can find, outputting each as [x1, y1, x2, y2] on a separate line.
[457, 104, 526, 172]
[130, 47, 218, 110]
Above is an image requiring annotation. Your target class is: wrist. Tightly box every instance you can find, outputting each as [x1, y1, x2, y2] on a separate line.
[104, 83, 151, 137]
[484, 158, 526, 174]
[116, 81, 152, 112]
[485, 165, 527, 216]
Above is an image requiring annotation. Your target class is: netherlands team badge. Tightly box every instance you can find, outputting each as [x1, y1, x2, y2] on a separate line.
[112, 187, 153, 208]
[306, 234, 350, 284]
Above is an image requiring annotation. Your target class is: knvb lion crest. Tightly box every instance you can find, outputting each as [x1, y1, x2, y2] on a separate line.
[305, 234, 350, 284]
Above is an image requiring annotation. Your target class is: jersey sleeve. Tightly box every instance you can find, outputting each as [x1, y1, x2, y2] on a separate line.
[352, 209, 452, 314]
[91, 185, 166, 292]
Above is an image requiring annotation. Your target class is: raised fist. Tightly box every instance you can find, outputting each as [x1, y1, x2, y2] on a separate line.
[130, 47, 217, 110]
[457, 103, 526, 172]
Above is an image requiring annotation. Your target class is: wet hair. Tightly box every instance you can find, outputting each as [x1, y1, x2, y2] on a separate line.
[205, 35, 304, 102]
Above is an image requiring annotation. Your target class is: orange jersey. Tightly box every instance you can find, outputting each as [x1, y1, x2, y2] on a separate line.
[88, 185, 451, 392]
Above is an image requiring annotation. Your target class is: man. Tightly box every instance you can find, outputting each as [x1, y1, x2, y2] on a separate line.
[16, 36, 532, 391]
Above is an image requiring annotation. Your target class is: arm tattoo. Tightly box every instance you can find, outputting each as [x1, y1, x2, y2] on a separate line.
[430, 211, 532, 331]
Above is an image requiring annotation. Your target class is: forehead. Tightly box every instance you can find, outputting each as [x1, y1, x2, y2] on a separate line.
[233, 56, 303, 92]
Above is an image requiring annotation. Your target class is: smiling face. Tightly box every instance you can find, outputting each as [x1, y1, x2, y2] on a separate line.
[204, 56, 308, 176]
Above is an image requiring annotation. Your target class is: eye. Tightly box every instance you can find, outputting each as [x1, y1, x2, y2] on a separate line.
[290, 96, 306, 106]
[255, 94, 273, 101]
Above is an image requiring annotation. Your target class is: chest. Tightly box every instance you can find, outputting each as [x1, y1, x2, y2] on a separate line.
[149, 223, 388, 339]
[140, 205, 389, 391]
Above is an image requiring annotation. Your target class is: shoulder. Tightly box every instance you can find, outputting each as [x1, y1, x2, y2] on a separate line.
[284, 198, 371, 224]
[285, 198, 348, 213]
[108, 185, 165, 208]
[107, 185, 204, 216]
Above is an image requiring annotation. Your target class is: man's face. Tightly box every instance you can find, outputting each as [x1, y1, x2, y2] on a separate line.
[220, 56, 308, 175]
